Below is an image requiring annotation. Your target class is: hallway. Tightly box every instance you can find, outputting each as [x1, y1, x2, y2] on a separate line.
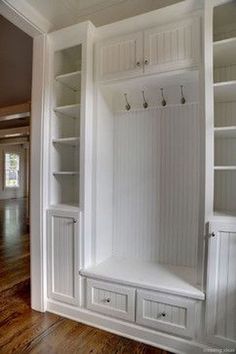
[0, 198, 30, 293]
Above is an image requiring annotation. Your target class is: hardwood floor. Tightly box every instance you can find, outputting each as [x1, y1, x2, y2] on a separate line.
[0, 198, 172, 354]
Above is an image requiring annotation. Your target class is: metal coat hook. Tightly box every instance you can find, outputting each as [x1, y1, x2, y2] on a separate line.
[161, 88, 167, 107]
[124, 93, 131, 111]
[180, 85, 186, 104]
[142, 90, 148, 109]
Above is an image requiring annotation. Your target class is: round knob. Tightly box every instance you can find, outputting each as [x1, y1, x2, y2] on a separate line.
[73, 219, 78, 224]
[144, 59, 149, 65]
[104, 297, 111, 303]
[161, 312, 166, 317]
[136, 61, 141, 67]
[211, 232, 216, 237]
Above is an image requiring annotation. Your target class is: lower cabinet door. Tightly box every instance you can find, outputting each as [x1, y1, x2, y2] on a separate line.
[86, 279, 135, 322]
[136, 290, 196, 338]
[47, 209, 80, 305]
[206, 221, 236, 349]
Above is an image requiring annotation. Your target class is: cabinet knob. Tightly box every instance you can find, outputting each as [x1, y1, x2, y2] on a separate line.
[158, 312, 167, 318]
[210, 232, 216, 237]
[144, 59, 149, 65]
[136, 61, 141, 67]
[73, 219, 78, 224]
[104, 297, 111, 303]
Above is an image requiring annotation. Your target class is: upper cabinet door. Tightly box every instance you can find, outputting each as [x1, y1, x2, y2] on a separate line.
[96, 32, 143, 81]
[206, 221, 236, 349]
[144, 18, 200, 74]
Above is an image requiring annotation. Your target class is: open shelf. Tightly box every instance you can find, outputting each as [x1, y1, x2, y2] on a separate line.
[50, 203, 80, 211]
[52, 137, 79, 146]
[214, 81, 236, 102]
[54, 103, 80, 118]
[214, 37, 236, 66]
[53, 171, 79, 175]
[80, 257, 205, 300]
[214, 126, 236, 138]
[55, 71, 81, 91]
[214, 166, 236, 170]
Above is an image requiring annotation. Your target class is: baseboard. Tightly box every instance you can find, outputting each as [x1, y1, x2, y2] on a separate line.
[47, 299, 208, 354]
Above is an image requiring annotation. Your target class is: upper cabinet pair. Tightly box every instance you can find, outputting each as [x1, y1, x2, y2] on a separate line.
[96, 17, 200, 82]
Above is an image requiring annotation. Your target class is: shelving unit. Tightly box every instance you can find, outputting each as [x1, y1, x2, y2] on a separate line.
[213, 6, 236, 218]
[50, 44, 82, 207]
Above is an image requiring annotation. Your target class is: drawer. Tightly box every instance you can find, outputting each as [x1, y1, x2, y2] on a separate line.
[86, 279, 135, 322]
[136, 290, 196, 338]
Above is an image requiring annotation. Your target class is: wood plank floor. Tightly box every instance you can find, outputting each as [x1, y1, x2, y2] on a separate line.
[0, 198, 172, 354]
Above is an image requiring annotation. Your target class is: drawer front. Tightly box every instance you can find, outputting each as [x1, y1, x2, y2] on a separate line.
[136, 290, 196, 338]
[86, 279, 135, 322]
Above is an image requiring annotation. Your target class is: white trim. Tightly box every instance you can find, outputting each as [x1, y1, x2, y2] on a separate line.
[30, 33, 48, 312]
[1, 0, 51, 35]
[47, 299, 208, 354]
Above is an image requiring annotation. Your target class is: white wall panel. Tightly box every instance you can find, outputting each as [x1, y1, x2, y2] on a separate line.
[112, 103, 201, 267]
[215, 102, 236, 127]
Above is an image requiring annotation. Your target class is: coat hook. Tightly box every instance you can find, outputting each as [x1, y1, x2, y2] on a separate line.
[124, 93, 131, 111]
[161, 88, 167, 107]
[142, 90, 148, 109]
[180, 85, 186, 104]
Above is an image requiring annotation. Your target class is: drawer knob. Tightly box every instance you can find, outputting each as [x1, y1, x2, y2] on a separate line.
[136, 61, 141, 67]
[144, 59, 149, 65]
[158, 312, 167, 318]
[210, 232, 216, 237]
[73, 219, 78, 224]
[104, 297, 111, 303]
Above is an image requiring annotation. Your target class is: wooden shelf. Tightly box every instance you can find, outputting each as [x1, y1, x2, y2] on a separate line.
[54, 103, 80, 118]
[80, 256, 205, 300]
[214, 81, 236, 102]
[49, 203, 80, 212]
[214, 37, 236, 66]
[214, 126, 236, 138]
[214, 166, 236, 170]
[53, 171, 79, 176]
[52, 137, 79, 146]
[55, 71, 81, 91]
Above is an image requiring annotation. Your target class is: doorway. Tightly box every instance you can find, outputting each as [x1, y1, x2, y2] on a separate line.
[0, 15, 32, 296]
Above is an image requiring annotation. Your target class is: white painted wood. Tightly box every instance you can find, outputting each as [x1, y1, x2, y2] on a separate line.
[55, 71, 81, 92]
[215, 102, 236, 127]
[214, 65, 236, 83]
[47, 300, 208, 354]
[206, 221, 236, 348]
[112, 104, 201, 267]
[214, 126, 236, 138]
[214, 81, 236, 102]
[81, 257, 205, 300]
[214, 170, 236, 214]
[47, 208, 80, 305]
[136, 290, 196, 338]
[86, 279, 135, 322]
[54, 103, 81, 118]
[144, 17, 200, 74]
[214, 37, 236, 66]
[96, 31, 143, 81]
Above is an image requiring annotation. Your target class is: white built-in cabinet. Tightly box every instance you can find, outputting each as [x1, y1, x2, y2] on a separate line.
[47, 208, 80, 305]
[96, 17, 200, 81]
[206, 221, 236, 348]
[44, 2, 236, 353]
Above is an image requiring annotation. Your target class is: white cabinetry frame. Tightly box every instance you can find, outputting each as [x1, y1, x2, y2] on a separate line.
[96, 17, 200, 82]
[206, 221, 236, 349]
[47, 209, 80, 305]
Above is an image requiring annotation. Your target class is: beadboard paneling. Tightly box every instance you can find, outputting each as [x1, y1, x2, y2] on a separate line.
[214, 64, 236, 83]
[215, 102, 236, 127]
[214, 171, 236, 214]
[215, 138, 236, 166]
[113, 104, 201, 267]
[215, 231, 236, 341]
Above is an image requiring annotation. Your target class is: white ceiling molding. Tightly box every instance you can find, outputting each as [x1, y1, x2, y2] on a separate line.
[1, 0, 52, 35]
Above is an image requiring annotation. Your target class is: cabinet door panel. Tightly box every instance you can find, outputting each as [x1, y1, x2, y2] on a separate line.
[96, 32, 143, 81]
[206, 221, 236, 348]
[144, 18, 200, 74]
[47, 209, 80, 305]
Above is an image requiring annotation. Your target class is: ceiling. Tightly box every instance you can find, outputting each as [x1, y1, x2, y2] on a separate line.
[0, 15, 33, 108]
[24, 0, 182, 30]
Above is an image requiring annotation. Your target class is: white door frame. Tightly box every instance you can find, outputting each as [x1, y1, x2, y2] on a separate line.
[0, 0, 49, 311]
